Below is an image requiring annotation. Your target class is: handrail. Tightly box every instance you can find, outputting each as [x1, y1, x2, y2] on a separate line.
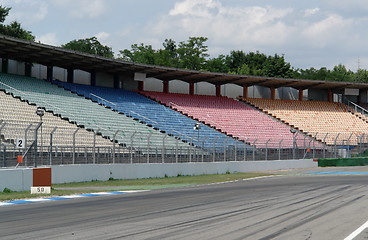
[172, 130, 193, 140]
[129, 111, 158, 125]
[339, 95, 368, 119]
[0, 81, 77, 120]
[89, 93, 117, 111]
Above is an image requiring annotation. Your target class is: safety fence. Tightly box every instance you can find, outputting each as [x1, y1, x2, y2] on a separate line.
[1, 121, 367, 167]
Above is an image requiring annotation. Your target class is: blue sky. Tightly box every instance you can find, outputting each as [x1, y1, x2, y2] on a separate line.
[2, 0, 368, 71]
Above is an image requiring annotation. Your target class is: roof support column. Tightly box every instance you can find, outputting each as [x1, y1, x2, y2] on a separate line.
[216, 84, 221, 97]
[1, 58, 8, 74]
[189, 83, 194, 95]
[47, 65, 53, 81]
[243, 84, 248, 99]
[299, 88, 303, 101]
[163, 80, 169, 93]
[90, 71, 96, 86]
[25, 62, 32, 77]
[270, 86, 275, 100]
[328, 89, 333, 102]
[113, 73, 120, 89]
[67, 68, 74, 84]
[138, 81, 144, 92]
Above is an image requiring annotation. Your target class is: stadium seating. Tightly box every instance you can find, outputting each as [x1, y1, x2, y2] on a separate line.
[0, 73, 194, 152]
[242, 98, 368, 145]
[53, 81, 242, 151]
[139, 91, 303, 148]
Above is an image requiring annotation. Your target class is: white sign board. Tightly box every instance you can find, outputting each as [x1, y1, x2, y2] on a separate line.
[16, 139, 25, 149]
[31, 187, 51, 194]
[344, 88, 359, 96]
[134, 72, 146, 81]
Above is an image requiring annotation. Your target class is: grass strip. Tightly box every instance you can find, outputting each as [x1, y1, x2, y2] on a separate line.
[0, 172, 272, 202]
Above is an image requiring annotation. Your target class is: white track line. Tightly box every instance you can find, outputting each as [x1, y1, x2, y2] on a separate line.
[344, 220, 368, 240]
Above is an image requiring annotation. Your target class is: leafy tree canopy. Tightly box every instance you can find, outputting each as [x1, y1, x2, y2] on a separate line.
[61, 37, 114, 58]
[0, 5, 35, 41]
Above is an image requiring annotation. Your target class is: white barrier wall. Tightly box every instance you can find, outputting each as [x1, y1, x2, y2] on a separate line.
[52, 160, 317, 184]
[0, 168, 33, 191]
[0, 160, 317, 191]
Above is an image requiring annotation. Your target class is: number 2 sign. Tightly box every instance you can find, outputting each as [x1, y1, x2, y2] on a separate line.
[16, 139, 25, 149]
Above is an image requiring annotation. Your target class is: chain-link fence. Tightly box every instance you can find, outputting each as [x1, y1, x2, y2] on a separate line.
[1, 120, 367, 168]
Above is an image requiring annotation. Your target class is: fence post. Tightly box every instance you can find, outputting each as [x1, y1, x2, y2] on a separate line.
[202, 136, 208, 162]
[234, 139, 238, 162]
[345, 133, 352, 158]
[112, 130, 120, 164]
[24, 123, 33, 166]
[312, 132, 318, 159]
[72, 128, 80, 164]
[265, 139, 270, 160]
[175, 133, 181, 164]
[162, 134, 167, 163]
[2, 145, 5, 167]
[244, 138, 249, 161]
[189, 136, 193, 163]
[147, 132, 152, 163]
[323, 133, 328, 158]
[252, 139, 257, 161]
[334, 133, 340, 158]
[213, 136, 218, 162]
[93, 129, 100, 164]
[278, 139, 283, 160]
[292, 132, 298, 159]
[0, 122, 5, 166]
[130, 131, 137, 164]
[223, 138, 228, 162]
[49, 127, 57, 165]
[33, 122, 42, 168]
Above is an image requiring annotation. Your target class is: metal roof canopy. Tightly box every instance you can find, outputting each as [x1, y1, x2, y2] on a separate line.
[0, 34, 368, 91]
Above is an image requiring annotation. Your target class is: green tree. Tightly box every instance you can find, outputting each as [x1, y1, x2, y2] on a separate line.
[0, 5, 35, 41]
[262, 54, 293, 78]
[62, 37, 114, 58]
[330, 64, 353, 82]
[354, 69, 368, 83]
[118, 43, 157, 64]
[176, 37, 209, 70]
[205, 55, 229, 73]
[0, 5, 10, 23]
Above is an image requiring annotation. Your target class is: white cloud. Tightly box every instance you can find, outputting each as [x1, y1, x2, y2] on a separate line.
[36, 33, 59, 46]
[2, 0, 48, 25]
[52, 0, 107, 19]
[301, 14, 353, 48]
[95, 32, 110, 41]
[147, 0, 294, 53]
[304, 8, 320, 17]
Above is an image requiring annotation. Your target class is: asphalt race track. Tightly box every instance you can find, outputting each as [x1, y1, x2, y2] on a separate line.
[2, 168, 368, 240]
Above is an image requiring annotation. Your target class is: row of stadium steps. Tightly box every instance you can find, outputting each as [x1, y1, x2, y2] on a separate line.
[241, 97, 368, 146]
[139, 91, 317, 149]
[0, 90, 117, 166]
[0, 73, 197, 156]
[53, 81, 246, 152]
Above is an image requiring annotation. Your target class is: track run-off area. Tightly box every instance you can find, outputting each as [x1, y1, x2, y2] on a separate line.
[2, 167, 368, 240]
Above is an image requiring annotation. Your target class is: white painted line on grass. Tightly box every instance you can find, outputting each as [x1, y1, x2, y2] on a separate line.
[344, 220, 368, 240]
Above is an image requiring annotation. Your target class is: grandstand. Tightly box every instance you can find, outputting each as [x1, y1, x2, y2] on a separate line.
[140, 91, 303, 148]
[0, 73, 212, 164]
[241, 98, 368, 145]
[1, 35, 368, 166]
[52, 81, 243, 151]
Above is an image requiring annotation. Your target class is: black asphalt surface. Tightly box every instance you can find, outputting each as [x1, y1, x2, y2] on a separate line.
[1, 169, 368, 239]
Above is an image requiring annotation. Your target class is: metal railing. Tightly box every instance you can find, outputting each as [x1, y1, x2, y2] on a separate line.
[1, 120, 367, 168]
[89, 93, 117, 111]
